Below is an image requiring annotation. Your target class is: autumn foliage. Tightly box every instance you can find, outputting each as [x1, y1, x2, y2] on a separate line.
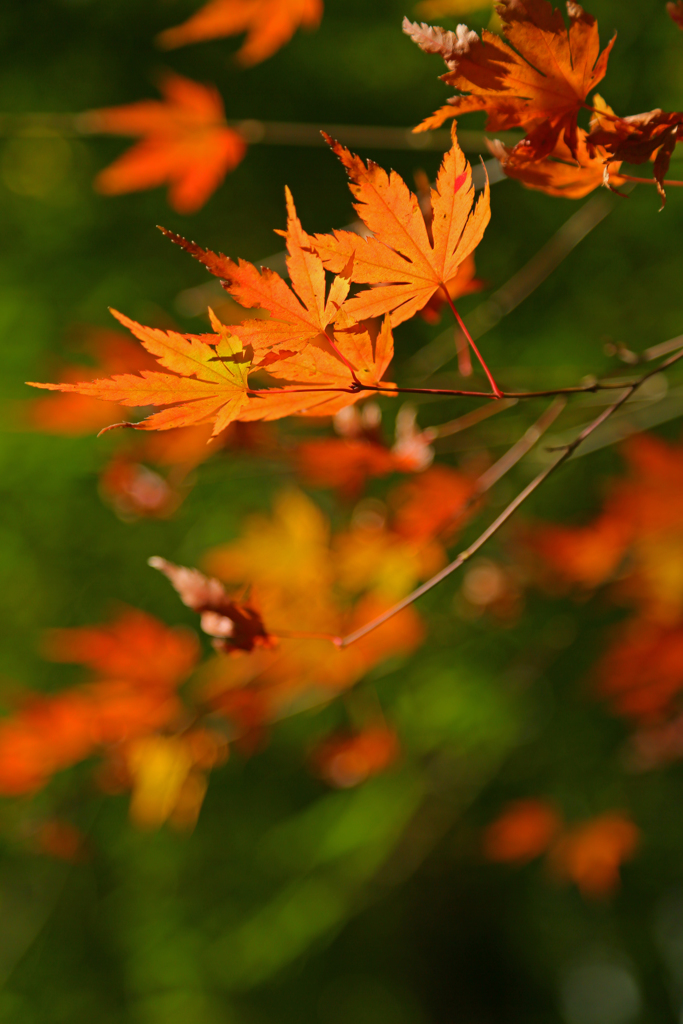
[83, 72, 246, 213]
[9, 0, 683, 938]
[405, 0, 683, 202]
[156, 0, 323, 66]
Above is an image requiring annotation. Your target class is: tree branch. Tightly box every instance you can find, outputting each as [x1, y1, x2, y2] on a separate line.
[338, 348, 683, 648]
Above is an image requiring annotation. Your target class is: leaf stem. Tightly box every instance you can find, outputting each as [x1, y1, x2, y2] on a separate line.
[440, 286, 473, 378]
[322, 329, 362, 383]
[338, 347, 683, 648]
[440, 286, 502, 397]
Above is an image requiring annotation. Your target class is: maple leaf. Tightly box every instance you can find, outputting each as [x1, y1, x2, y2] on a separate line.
[483, 799, 561, 863]
[549, 813, 639, 898]
[309, 126, 490, 328]
[27, 309, 252, 436]
[237, 318, 396, 421]
[390, 464, 482, 543]
[160, 184, 353, 360]
[668, 1, 683, 30]
[149, 556, 277, 653]
[297, 438, 398, 496]
[488, 125, 625, 198]
[156, 0, 323, 66]
[311, 725, 400, 788]
[42, 607, 199, 691]
[25, 327, 160, 436]
[531, 433, 683, 621]
[83, 72, 246, 214]
[411, 169, 486, 324]
[595, 617, 683, 720]
[404, 0, 615, 162]
[587, 99, 683, 205]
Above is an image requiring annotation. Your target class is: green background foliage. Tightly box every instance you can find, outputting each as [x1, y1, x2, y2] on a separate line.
[1, 0, 683, 1020]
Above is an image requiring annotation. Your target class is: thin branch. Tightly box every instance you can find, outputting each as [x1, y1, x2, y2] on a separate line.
[440, 287, 502, 397]
[424, 397, 567, 540]
[425, 398, 519, 441]
[338, 347, 683, 648]
[474, 397, 566, 493]
[0, 111, 521, 153]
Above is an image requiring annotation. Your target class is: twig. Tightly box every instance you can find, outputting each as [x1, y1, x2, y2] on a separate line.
[474, 397, 566, 492]
[425, 398, 519, 441]
[0, 111, 522, 153]
[338, 347, 683, 648]
[440, 286, 503, 397]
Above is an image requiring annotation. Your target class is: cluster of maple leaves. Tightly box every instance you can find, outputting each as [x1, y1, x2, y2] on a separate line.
[8, 0, 683, 903]
[75, 0, 683, 215]
[405, 0, 683, 203]
[28, 128, 492, 429]
[483, 798, 639, 898]
[530, 433, 683, 747]
[0, 476, 485, 844]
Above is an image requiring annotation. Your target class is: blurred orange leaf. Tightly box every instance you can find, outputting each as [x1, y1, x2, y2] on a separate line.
[390, 464, 481, 543]
[550, 813, 639, 898]
[157, 0, 323, 66]
[84, 72, 246, 213]
[42, 606, 199, 690]
[483, 798, 561, 863]
[311, 725, 400, 788]
[595, 618, 683, 720]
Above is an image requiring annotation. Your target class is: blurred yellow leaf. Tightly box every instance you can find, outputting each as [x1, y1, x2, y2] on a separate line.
[127, 735, 194, 829]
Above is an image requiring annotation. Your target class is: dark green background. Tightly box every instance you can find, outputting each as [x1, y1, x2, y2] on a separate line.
[0, 0, 682, 1020]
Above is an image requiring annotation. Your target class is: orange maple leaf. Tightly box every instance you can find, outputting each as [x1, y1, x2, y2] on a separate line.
[238, 318, 396, 420]
[157, 0, 323, 66]
[27, 309, 253, 435]
[587, 100, 683, 204]
[161, 185, 353, 359]
[309, 126, 490, 328]
[404, 0, 615, 161]
[27, 312, 396, 432]
[488, 126, 625, 198]
[83, 72, 246, 213]
[25, 327, 160, 436]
